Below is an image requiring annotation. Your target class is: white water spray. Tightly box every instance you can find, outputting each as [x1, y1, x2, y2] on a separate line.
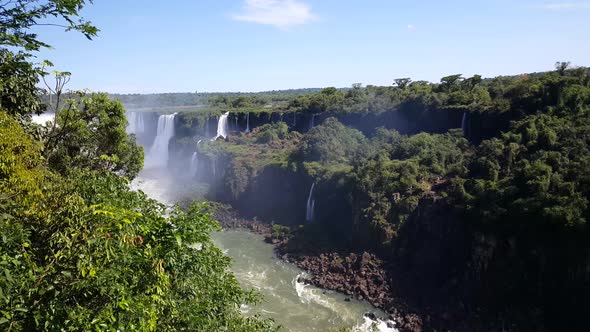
[126, 111, 145, 134]
[310, 114, 317, 130]
[353, 316, 399, 332]
[306, 183, 316, 222]
[144, 113, 176, 169]
[189, 140, 202, 176]
[214, 112, 230, 140]
[461, 112, 467, 134]
[32, 112, 55, 126]
[245, 112, 251, 133]
[190, 152, 198, 175]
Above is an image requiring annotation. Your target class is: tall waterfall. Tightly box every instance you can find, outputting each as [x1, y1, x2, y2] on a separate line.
[293, 112, 296, 126]
[245, 112, 250, 133]
[309, 114, 316, 130]
[144, 113, 176, 169]
[306, 183, 316, 222]
[189, 140, 202, 176]
[214, 112, 230, 140]
[461, 112, 467, 134]
[190, 152, 198, 175]
[126, 111, 145, 134]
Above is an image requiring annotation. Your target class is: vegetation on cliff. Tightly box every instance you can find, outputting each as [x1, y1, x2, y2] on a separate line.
[200, 64, 590, 330]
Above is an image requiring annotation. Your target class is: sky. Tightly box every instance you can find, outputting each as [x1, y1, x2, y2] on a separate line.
[32, 0, 590, 93]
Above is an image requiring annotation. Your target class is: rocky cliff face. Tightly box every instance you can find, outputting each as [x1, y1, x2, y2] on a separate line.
[381, 196, 590, 331]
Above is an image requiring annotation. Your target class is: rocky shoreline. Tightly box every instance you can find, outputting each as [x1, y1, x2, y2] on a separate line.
[213, 207, 272, 235]
[212, 207, 425, 332]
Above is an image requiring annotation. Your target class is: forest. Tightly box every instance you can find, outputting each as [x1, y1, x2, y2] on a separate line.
[188, 63, 590, 331]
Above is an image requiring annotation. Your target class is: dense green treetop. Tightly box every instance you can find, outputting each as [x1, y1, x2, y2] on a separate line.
[43, 92, 145, 179]
[0, 0, 98, 51]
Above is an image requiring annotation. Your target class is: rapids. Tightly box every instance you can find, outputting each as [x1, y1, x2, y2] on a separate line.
[211, 230, 397, 332]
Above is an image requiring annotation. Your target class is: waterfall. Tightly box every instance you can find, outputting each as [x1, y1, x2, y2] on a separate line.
[245, 112, 250, 133]
[235, 115, 238, 131]
[461, 112, 468, 134]
[214, 112, 230, 140]
[144, 113, 176, 169]
[189, 140, 202, 176]
[306, 183, 316, 222]
[293, 113, 296, 127]
[31, 112, 55, 126]
[309, 114, 316, 130]
[190, 152, 198, 175]
[126, 111, 145, 134]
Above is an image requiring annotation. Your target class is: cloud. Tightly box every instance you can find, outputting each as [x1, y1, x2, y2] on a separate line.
[231, 0, 317, 29]
[539, 2, 590, 10]
[407, 24, 416, 32]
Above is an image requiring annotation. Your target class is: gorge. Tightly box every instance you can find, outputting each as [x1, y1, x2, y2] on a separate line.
[127, 112, 398, 331]
[122, 67, 590, 331]
[4, 2, 590, 331]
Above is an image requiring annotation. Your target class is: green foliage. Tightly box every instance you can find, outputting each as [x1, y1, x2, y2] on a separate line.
[297, 117, 367, 164]
[0, 49, 46, 117]
[197, 121, 301, 202]
[255, 122, 289, 144]
[0, 111, 275, 331]
[0, 3, 278, 331]
[352, 130, 470, 236]
[465, 111, 590, 228]
[44, 93, 144, 179]
[0, 0, 98, 51]
[225, 160, 254, 200]
[271, 225, 292, 241]
[111, 89, 320, 111]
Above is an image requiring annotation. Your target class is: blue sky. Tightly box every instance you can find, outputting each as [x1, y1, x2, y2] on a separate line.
[32, 0, 590, 93]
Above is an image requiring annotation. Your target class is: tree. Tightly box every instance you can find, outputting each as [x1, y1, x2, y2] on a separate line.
[439, 74, 464, 92]
[44, 93, 144, 179]
[321, 87, 338, 95]
[555, 61, 571, 76]
[462, 74, 482, 91]
[393, 78, 412, 89]
[0, 0, 98, 51]
[0, 49, 45, 117]
[297, 117, 367, 164]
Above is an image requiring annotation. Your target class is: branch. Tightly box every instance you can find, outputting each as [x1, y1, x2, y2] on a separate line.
[33, 23, 70, 28]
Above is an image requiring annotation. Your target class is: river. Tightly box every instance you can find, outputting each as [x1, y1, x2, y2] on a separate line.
[131, 170, 398, 332]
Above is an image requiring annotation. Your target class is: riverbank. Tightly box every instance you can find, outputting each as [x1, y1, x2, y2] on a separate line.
[212, 206, 424, 332]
